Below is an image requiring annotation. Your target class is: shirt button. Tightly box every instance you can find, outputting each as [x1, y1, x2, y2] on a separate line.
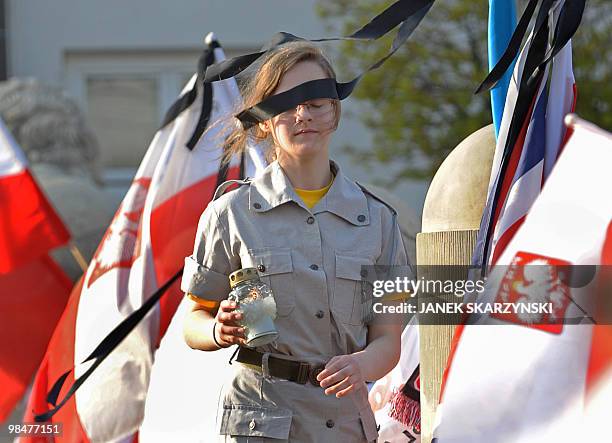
[357, 214, 366, 222]
[249, 419, 256, 430]
[306, 216, 315, 224]
[253, 202, 262, 209]
[315, 310, 324, 319]
[310, 264, 319, 271]
[326, 419, 335, 428]
[257, 264, 266, 273]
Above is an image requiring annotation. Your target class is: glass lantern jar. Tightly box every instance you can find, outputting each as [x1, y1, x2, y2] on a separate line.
[228, 267, 279, 347]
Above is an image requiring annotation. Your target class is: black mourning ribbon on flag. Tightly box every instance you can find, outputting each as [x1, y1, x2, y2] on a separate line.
[158, 33, 245, 195]
[476, 0, 586, 94]
[204, 0, 435, 129]
[158, 37, 219, 150]
[473, 0, 586, 271]
[475, 0, 541, 94]
[33, 268, 183, 422]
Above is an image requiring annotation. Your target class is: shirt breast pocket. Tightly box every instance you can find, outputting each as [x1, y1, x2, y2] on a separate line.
[244, 248, 295, 317]
[333, 253, 374, 326]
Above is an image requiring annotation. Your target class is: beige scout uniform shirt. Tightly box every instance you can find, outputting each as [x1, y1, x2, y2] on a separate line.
[181, 159, 410, 442]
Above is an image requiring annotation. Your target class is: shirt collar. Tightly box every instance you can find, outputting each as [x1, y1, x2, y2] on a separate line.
[249, 159, 370, 226]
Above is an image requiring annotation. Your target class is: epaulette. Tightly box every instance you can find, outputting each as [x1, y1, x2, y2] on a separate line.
[356, 182, 398, 216]
[212, 177, 252, 201]
[357, 182, 400, 268]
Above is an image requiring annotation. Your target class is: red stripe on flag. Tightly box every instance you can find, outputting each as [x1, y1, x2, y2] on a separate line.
[584, 221, 612, 400]
[0, 170, 70, 273]
[20, 354, 51, 443]
[22, 277, 89, 443]
[487, 99, 536, 264]
[490, 215, 526, 266]
[0, 255, 71, 422]
[489, 96, 538, 266]
[151, 166, 240, 343]
[585, 326, 612, 401]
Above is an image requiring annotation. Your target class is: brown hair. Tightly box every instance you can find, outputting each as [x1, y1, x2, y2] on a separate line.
[220, 41, 341, 165]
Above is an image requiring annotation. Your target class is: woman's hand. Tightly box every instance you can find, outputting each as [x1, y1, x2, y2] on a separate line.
[214, 300, 247, 347]
[316, 354, 366, 398]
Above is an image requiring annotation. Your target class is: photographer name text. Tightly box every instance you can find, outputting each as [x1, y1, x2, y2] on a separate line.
[373, 301, 554, 315]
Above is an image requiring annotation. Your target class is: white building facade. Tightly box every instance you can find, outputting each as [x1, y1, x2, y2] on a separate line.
[5, 0, 426, 213]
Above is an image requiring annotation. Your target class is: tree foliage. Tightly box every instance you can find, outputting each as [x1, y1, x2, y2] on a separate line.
[317, 0, 612, 182]
[569, 0, 612, 130]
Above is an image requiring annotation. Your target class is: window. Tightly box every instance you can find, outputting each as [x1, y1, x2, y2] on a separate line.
[65, 48, 255, 174]
[87, 75, 159, 167]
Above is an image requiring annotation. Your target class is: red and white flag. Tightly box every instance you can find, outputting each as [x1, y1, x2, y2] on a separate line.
[0, 118, 72, 421]
[0, 119, 70, 273]
[22, 35, 265, 442]
[433, 116, 612, 442]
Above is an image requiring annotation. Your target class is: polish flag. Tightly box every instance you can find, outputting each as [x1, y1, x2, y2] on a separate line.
[433, 116, 612, 442]
[0, 118, 70, 273]
[0, 118, 71, 421]
[21, 35, 265, 442]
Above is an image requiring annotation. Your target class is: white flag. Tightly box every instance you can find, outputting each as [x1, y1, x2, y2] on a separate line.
[433, 116, 612, 442]
[23, 34, 265, 443]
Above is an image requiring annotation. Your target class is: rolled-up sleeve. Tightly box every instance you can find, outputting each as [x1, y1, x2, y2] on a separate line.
[181, 204, 232, 304]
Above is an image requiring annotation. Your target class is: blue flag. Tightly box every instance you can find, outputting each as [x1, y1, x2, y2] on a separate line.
[488, 0, 517, 139]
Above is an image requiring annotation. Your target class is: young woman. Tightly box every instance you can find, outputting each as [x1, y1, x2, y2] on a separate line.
[182, 41, 409, 442]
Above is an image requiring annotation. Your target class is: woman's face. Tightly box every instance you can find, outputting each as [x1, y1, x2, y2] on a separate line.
[260, 60, 338, 163]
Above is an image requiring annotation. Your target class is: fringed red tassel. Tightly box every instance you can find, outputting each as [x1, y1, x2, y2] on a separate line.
[388, 385, 420, 429]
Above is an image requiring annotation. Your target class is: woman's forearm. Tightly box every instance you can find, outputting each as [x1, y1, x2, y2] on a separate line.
[353, 324, 401, 382]
[183, 307, 220, 351]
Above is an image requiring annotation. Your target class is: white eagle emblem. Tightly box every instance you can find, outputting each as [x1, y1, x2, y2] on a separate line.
[87, 177, 151, 287]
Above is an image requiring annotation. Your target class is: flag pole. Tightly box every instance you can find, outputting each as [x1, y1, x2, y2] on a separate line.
[68, 242, 88, 272]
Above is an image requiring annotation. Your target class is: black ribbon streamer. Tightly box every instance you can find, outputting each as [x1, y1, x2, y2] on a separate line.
[476, 0, 585, 94]
[203, 0, 432, 83]
[34, 35, 255, 421]
[236, 78, 340, 129]
[475, 0, 541, 94]
[34, 269, 183, 422]
[206, 0, 435, 128]
[476, 0, 554, 271]
[532, 0, 586, 79]
[474, 0, 586, 271]
[158, 38, 219, 150]
[160, 0, 437, 132]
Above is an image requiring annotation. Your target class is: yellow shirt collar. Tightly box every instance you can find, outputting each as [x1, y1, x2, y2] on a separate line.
[295, 176, 334, 209]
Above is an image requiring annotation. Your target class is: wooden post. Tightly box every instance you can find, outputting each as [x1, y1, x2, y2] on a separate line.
[417, 125, 495, 442]
[69, 241, 89, 272]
